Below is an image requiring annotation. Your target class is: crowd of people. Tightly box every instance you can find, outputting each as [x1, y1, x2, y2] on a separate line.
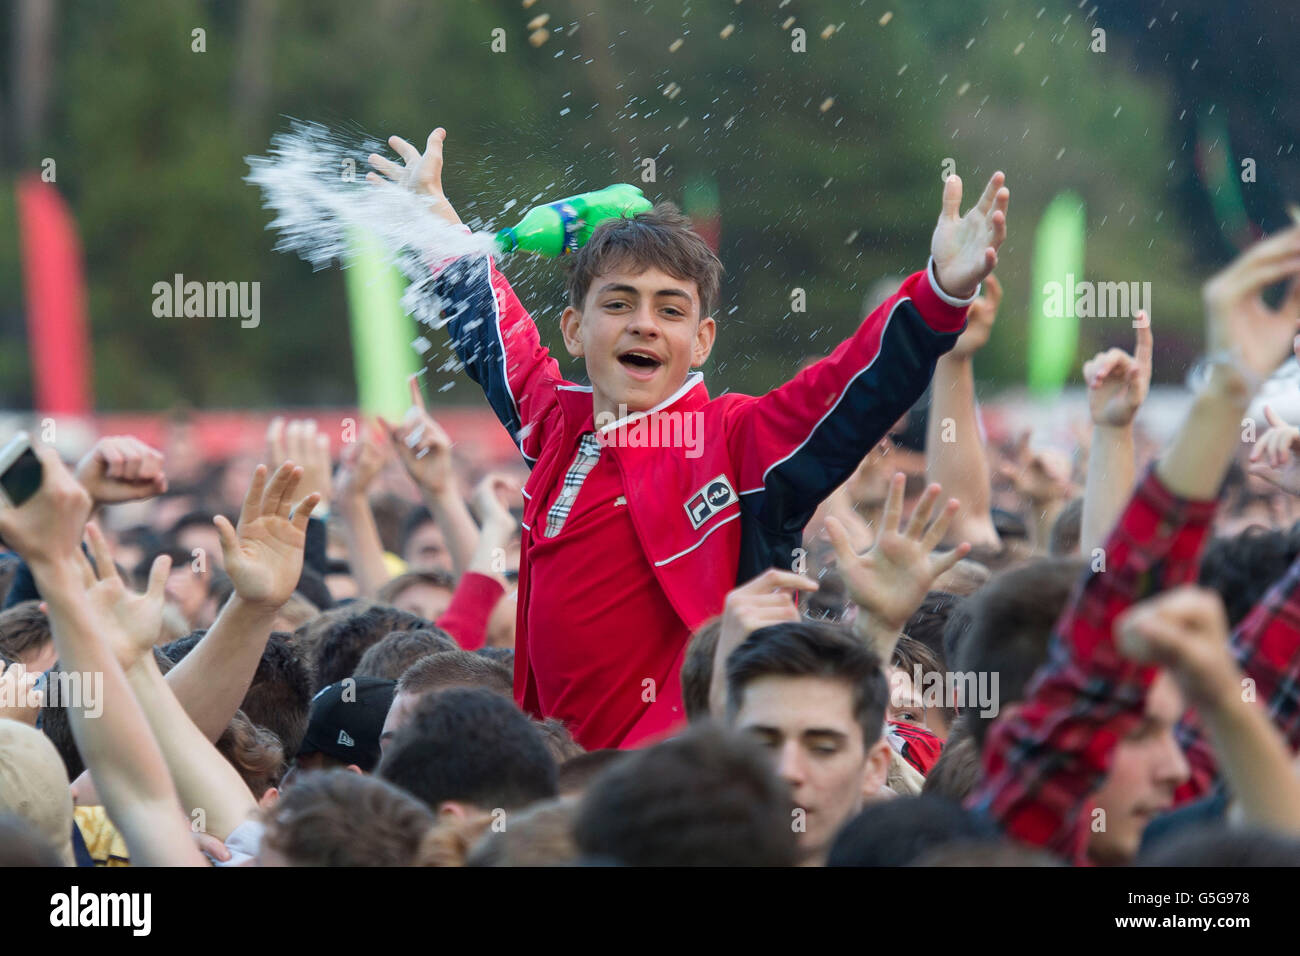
[5, 126, 1300, 869]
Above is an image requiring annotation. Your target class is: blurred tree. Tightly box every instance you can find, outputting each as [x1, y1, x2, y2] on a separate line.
[2, 0, 1282, 412]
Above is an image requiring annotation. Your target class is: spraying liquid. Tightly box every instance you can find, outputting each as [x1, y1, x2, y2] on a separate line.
[246, 120, 652, 332]
[244, 119, 500, 332]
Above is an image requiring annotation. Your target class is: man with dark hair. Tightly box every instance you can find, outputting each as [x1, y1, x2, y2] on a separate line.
[572, 722, 796, 866]
[258, 770, 435, 867]
[354, 628, 457, 681]
[724, 619, 892, 866]
[295, 601, 431, 689]
[380, 649, 514, 753]
[378, 128, 1007, 750]
[965, 229, 1299, 866]
[378, 687, 557, 821]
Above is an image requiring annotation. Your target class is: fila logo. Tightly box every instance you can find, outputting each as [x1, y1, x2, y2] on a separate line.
[337, 730, 355, 747]
[685, 474, 738, 530]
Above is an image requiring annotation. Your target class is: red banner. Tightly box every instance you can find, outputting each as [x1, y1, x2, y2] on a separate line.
[16, 175, 92, 415]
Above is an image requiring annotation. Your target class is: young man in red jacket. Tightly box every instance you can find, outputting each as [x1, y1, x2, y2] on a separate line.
[370, 128, 1009, 750]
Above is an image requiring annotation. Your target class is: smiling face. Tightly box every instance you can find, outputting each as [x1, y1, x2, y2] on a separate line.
[560, 264, 716, 421]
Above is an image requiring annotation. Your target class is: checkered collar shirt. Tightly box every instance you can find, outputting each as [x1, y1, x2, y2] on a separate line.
[544, 432, 602, 538]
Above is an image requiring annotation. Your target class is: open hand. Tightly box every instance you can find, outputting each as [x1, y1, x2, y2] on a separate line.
[213, 463, 320, 611]
[336, 421, 390, 501]
[825, 473, 970, 632]
[83, 522, 171, 671]
[931, 171, 1009, 300]
[267, 418, 333, 510]
[367, 127, 463, 228]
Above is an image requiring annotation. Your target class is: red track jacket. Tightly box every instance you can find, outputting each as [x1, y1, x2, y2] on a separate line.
[426, 254, 972, 744]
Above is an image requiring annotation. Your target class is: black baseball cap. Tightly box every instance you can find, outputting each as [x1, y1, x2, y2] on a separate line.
[297, 676, 395, 773]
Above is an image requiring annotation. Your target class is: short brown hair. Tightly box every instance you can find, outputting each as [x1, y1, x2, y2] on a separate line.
[0, 601, 51, 666]
[680, 616, 721, 721]
[1049, 497, 1083, 556]
[949, 557, 1086, 749]
[216, 710, 284, 799]
[565, 202, 724, 321]
[533, 718, 584, 763]
[354, 628, 458, 680]
[377, 570, 457, 606]
[396, 650, 513, 698]
[921, 721, 981, 802]
[261, 770, 434, 866]
[466, 797, 580, 867]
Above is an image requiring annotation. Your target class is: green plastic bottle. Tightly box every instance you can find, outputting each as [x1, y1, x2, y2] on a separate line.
[495, 184, 652, 257]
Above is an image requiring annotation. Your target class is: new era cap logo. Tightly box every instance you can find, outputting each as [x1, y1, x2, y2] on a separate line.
[685, 474, 738, 530]
[337, 730, 354, 747]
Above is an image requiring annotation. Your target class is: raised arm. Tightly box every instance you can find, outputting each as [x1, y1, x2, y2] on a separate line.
[84, 524, 259, 843]
[825, 473, 970, 661]
[969, 223, 1300, 861]
[0, 446, 203, 866]
[382, 375, 480, 577]
[1079, 314, 1152, 554]
[166, 462, 319, 740]
[334, 421, 395, 597]
[1174, 511, 1300, 799]
[926, 274, 1002, 549]
[371, 128, 566, 462]
[726, 173, 1006, 547]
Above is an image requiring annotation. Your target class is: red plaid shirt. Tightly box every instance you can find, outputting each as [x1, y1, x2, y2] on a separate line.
[1175, 551, 1300, 801]
[966, 467, 1217, 864]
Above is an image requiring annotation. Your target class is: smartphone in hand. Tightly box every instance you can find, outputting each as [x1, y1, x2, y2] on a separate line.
[0, 432, 43, 509]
